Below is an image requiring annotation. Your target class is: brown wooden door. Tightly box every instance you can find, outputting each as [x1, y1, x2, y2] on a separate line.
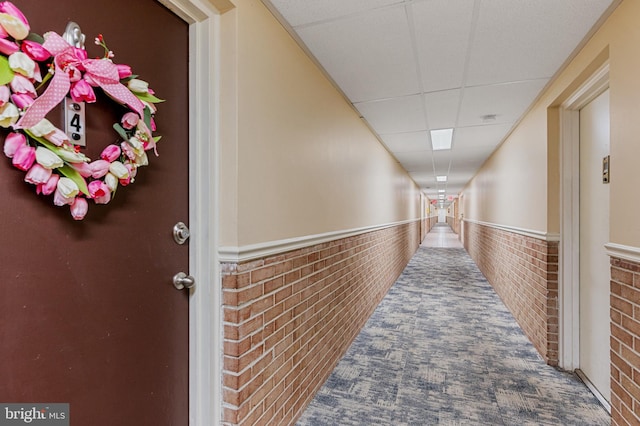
[0, 1, 190, 425]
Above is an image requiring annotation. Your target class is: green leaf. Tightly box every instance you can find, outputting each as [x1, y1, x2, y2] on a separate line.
[25, 32, 45, 44]
[0, 56, 14, 86]
[25, 130, 69, 156]
[120, 74, 138, 83]
[113, 123, 129, 141]
[58, 165, 90, 196]
[153, 136, 162, 143]
[135, 91, 165, 104]
[143, 106, 152, 130]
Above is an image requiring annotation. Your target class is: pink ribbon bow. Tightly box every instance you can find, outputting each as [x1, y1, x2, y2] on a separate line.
[15, 32, 145, 130]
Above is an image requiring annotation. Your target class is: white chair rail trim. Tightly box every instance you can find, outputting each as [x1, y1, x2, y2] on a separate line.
[605, 243, 640, 264]
[463, 218, 560, 242]
[219, 219, 421, 264]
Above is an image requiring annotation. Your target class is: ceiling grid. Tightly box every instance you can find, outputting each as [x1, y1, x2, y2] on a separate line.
[262, 0, 616, 206]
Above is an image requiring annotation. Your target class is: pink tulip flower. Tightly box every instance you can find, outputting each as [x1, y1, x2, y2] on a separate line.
[120, 141, 136, 161]
[11, 143, 35, 171]
[11, 93, 34, 109]
[116, 64, 132, 80]
[0, 85, 9, 107]
[100, 144, 121, 162]
[121, 112, 139, 130]
[36, 173, 59, 195]
[70, 197, 88, 220]
[20, 40, 50, 61]
[67, 66, 82, 83]
[32, 63, 41, 83]
[129, 164, 138, 179]
[0, 38, 18, 56]
[137, 119, 152, 140]
[53, 189, 72, 206]
[119, 163, 137, 186]
[3, 131, 25, 158]
[0, 2, 29, 41]
[70, 162, 92, 178]
[0, 2, 30, 28]
[70, 79, 96, 103]
[88, 180, 111, 204]
[10, 74, 36, 96]
[24, 163, 51, 185]
[44, 128, 69, 146]
[89, 159, 110, 179]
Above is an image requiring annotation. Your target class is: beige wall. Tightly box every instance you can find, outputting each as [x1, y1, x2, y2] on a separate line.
[219, 0, 421, 248]
[461, 0, 640, 247]
[461, 107, 548, 232]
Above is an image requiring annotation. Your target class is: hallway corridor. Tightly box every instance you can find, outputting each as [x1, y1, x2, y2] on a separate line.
[296, 225, 610, 425]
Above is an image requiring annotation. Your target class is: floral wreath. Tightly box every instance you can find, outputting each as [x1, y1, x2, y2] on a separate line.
[0, 2, 163, 220]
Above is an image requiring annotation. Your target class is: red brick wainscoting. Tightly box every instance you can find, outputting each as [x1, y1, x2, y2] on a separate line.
[610, 256, 640, 426]
[221, 221, 420, 425]
[428, 216, 438, 231]
[446, 216, 460, 234]
[463, 221, 559, 365]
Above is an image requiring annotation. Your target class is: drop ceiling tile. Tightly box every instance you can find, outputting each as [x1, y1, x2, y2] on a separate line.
[409, 171, 436, 186]
[446, 171, 475, 186]
[380, 131, 429, 153]
[466, 0, 613, 86]
[432, 151, 451, 176]
[411, 0, 475, 92]
[393, 150, 432, 173]
[296, 6, 421, 102]
[356, 95, 427, 135]
[424, 89, 461, 130]
[454, 123, 513, 150]
[450, 146, 496, 174]
[268, 0, 402, 27]
[457, 79, 548, 127]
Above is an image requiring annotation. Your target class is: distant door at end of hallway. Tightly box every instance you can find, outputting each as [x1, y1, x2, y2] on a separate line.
[438, 208, 446, 223]
[0, 1, 190, 425]
[579, 88, 610, 404]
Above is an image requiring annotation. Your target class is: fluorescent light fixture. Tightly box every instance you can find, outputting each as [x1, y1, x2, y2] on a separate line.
[438, 189, 445, 193]
[436, 176, 447, 182]
[439, 195, 445, 199]
[430, 128, 453, 151]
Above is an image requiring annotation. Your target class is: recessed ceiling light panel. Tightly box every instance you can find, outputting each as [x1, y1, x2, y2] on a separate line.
[430, 128, 453, 151]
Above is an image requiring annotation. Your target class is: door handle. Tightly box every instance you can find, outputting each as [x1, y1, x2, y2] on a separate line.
[173, 272, 195, 290]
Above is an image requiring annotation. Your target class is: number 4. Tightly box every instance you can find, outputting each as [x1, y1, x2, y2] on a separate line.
[70, 113, 82, 132]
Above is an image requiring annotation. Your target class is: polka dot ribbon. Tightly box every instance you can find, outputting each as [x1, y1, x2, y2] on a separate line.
[15, 32, 145, 130]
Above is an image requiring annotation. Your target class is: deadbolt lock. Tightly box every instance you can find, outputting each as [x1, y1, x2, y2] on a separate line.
[173, 222, 190, 245]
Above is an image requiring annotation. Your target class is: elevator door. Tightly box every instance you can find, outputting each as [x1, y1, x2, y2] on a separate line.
[579, 88, 610, 403]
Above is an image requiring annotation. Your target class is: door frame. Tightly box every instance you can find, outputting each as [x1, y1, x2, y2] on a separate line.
[158, 0, 225, 424]
[558, 63, 609, 375]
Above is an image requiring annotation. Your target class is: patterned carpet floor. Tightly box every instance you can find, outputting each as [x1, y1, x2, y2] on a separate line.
[296, 244, 610, 425]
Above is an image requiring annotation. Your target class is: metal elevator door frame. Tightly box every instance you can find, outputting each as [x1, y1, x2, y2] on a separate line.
[558, 62, 610, 412]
